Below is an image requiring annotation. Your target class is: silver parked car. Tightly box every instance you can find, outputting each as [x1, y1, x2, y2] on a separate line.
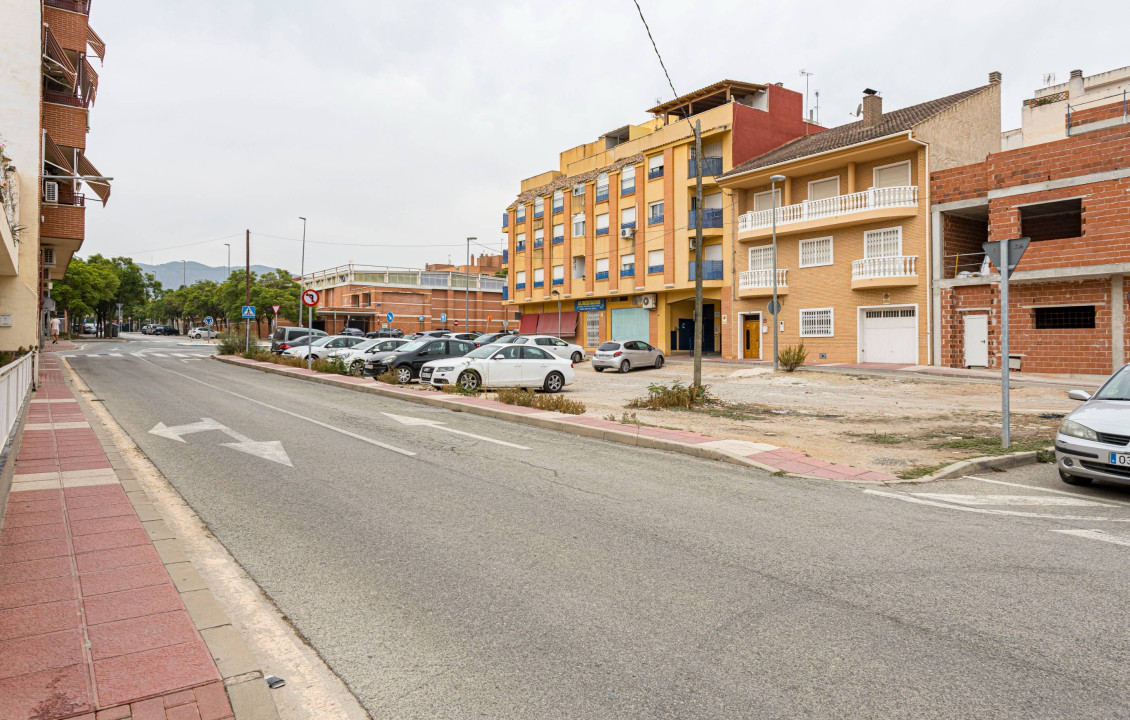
[591, 340, 664, 373]
[1057, 364, 1130, 486]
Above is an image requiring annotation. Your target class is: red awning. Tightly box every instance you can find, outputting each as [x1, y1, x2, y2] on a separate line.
[536, 311, 578, 336]
[519, 314, 538, 334]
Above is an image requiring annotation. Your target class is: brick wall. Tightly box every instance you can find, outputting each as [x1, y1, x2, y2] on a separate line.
[41, 204, 85, 240]
[42, 102, 87, 149]
[941, 214, 988, 278]
[932, 161, 989, 205]
[315, 286, 506, 334]
[44, 7, 88, 53]
[1067, 100, 1127, 129]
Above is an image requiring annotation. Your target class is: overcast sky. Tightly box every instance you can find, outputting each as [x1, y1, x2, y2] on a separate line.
[83, 0, 1118, 276]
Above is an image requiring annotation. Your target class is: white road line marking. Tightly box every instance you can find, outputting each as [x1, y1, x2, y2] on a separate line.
[911, 493, 1109, 507]
[966, 474, 1130, 506]
[138, 360, 417, 457]
[85, 353, 102, 357]
[150, 417, 293, 466]
[131, 352, 144, 356]
[172, 353, 190, 357]
[109, 353, 124, 357]
[1052, 528, 1130, 547]
[151, 353, 168, 357]
[864, 489, 1130, 522]
[381, 412, 530, 450]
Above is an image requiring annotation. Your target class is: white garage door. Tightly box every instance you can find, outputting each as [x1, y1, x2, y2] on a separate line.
[861, 308, 918, 364]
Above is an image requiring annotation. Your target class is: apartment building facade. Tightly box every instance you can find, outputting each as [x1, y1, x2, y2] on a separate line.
[302, 264, 508, 335]
[502, 80, 819, 356]
[933, 68, 1130, 375]
[0, 0, 109, 350]
[716, 76, 1001, 365]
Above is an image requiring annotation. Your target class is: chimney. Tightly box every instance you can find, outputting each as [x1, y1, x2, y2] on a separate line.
[1068, 69, 1084, 98]
[861, 89, 882, 128]
[988, 71, 1002, 85]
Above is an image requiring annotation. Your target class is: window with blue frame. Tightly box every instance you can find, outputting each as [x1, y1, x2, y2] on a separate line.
[596, 172, 609, 202]
[647, 154, 663, 180]
[647, 249, 663, 274]
[595, 213, 609, 236]
[534, 196, 544, 219]
[621, 165, 636, 195]
[648, 200, 664, 225]
[552, 223, 564, 244]
[553, 189, 564, 213]
[533, 268, 545, 288]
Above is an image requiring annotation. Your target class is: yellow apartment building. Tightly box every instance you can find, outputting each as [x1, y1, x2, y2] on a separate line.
[717, 76, 1002, 365]
[502, 80, 819, 356]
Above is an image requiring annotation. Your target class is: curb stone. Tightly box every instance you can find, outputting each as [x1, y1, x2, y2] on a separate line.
[63, 356, 282, 720]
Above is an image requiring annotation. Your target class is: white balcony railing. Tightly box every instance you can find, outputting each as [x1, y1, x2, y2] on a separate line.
[303, 264, 506, 293]
[738, 269, 788, 289]
[851, 255, 917, 280]
[738, 186, 918, 233]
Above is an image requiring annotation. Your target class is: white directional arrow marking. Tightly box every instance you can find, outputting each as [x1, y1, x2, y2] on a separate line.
[149, 417, 292, 466]
[381, 412, 529, 450]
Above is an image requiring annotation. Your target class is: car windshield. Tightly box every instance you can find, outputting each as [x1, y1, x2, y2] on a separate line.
[351, 340, 379, 352]
[598, 342, 621, 351]
[466, 345, 498, 359]
[309, 336, 333, 347]
[394, 340, 428, 354]
[1095, 368, 1130, 400]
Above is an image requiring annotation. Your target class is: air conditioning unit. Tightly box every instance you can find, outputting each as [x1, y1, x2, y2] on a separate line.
[43, 181, 59, 204]
[620, 228, 635, 239]
[42, 247, 56, 267]
[638, 294, 658, 309]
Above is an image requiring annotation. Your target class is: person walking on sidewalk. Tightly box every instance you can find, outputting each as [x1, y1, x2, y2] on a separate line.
[50, 315, 60, 343]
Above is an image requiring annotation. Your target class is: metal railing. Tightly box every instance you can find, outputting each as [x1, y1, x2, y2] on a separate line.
[596, 188, 609, 202]
[502, 249, 508, 264]
[689, 260, 724, 281]
[304, 264, 505, 293]
[648, 264, 664, 274]
[1066, 89, 1129, 134]
[648, 167, 664, 180]
[595, 227, 609, 236]
[738, 185, 918, 232]
[621, 221, 636, 230]
[502, 213, 508, 227]
[553, 203, 564, 213]
[620, 267, 635, 277]
[648, 214, 664, 225]
[688, 208, 724, 229]
[739, 269, 788, 288]
[687, 157, 723, 178]
[851, 255, 917, 280]
[595, 270, 609, 281]
[533, 238, 544, 249]
[0, 353, 35, 446]
[552, 236, 564, 244]
[621, 183, 635, 195]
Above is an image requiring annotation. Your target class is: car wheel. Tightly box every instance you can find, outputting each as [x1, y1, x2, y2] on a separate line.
[396, 366, 413, 384]
[571, 352, 583, 364]
[594, 367, 604, 373]
[619, 360, 631, 374]
[458, 370, 481, 392]
[1059, 470, 1092, 486]
[654, 355, 664, 369]
[544, 371, 565, 393]
[350, 360, 364, 375]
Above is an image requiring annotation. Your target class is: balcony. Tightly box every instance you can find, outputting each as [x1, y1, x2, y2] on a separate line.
[516, 213, 526, 224]
[851, 256, 919, 289]
[553, 203, 564, 214]
[533, 238, 544, 249]
[737, 186, 919, 241]
[648, 166, 664, 180]
[40, 203, 85, 241]
[595, 270, 609, 281]
[502, 249, 508, 264]
[648, 264, 664, 274]
[552, 236, 564, 245]
[621, 221, 636, 231]
[44, 0, 90, 13]
[303, 264, 506, 294]
[688, 208, 723, 231]
[688, 260, 724, 281]
[620, 267, 635, 277]
[552, 278, 563, 286]
[516, 242, 525, 252]
[43, 89, 87, 109]
[502, 213, 508, 228]
[648, 214, 664, 226]
[534, 210, 543, 219]
[737, 269, 789, 298]
[502, 286, 509, 300]
[596, 226, 609, 236]
[687, 157, 723, 178]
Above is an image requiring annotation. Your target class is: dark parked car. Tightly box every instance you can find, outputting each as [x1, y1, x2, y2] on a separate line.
[153, 325, 179, 336]
[473, 332, 512, 347]
[366, 328, 404, 339]
[363, 338, 476, 383]
[339, 328, 364, 337]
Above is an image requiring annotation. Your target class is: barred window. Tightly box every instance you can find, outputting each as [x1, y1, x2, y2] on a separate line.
[800, 308, 834, 337]
[749, 245, 773, 271]
[799, 237, 833, 267]
[864, 227, 902, 258]
[1034, 306, 1095, 329]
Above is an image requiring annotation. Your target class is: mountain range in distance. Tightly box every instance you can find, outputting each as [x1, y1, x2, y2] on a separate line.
[137, 261, 291, 289]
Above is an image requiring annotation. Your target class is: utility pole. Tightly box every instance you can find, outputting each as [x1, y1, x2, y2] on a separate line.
[466, 236, 474, 332]
[224, 243, 230, 278]
[299, 217, 307, 337]
[244, 229, 250, 353]
[692, 120, 704, 389]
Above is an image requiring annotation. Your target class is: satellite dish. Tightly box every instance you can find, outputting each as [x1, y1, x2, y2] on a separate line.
[853, 103, 862, 117]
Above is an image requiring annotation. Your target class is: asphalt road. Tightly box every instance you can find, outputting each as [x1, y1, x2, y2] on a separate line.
[63, 338, 1130, 719]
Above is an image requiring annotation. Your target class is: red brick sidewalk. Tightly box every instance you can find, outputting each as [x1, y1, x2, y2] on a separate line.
[0, 354, 235, 720]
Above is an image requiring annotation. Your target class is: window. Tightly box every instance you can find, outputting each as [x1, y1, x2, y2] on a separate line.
[586, 312, 600, 346]
[572, 212, 585, 237]
[800, 308, 834, 337]
[596, 257, 609, 280]
[688, 141, 723, 160]
[1034, 306, 1096, 329]
[807, 177, 840, 201]
[799, 237, 833, 267]
[648, 200, 664, 225]
[534, 228, 544, 247]
[748, 245, 773, 271]
[573, 183, 585, 197]
[533, 268, 544, 287]
[596, 172, 609, 202]
[596, 213, 609, 235]
[572, 255, 586, 279]
[864, 227, 902, 258]
[873, 161, 911, 188]
[552, 265, 564, 285]
[648, 249, 664, 274]
[1020, 199, 1083, 242]
[516, 204, 526, 222]
[452, 341, 474, 354]
[421, 341, 446, 356]
[552, 223, 564, 243]
[621, 255, 635, 276]
[753, 189, 781, 213]
[534, 196, 544, 218]
[621, 206, 636, 228]
[516, 232, 526, 250]
[621, 165, 636, 194]
[515, 270, 526, 288]
[648, 154, 664, 179]
[552, 189, 564, 213]
[523, 346, 553, 360]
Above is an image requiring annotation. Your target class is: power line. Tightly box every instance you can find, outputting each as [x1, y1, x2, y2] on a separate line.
[630, 0, 677, 100]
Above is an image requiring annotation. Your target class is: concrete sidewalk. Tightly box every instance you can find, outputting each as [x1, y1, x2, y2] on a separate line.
[0, 354, 276, 720]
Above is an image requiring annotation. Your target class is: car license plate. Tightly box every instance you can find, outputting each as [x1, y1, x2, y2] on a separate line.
[421, 368, 432, 378]
[1110, 453, 1130, 466]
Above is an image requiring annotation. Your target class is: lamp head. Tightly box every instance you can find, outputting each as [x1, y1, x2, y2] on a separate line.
[770, 174, 786, 183]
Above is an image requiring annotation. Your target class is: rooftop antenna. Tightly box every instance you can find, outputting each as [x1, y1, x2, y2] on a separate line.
[800, 69, 814, 133]
[811, 90, 821, 125]
[1043, 72, 1056, 86]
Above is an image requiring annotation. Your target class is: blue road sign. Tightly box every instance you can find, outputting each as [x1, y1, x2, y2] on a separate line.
[204, 316, 214, 326]
[418, 315, 425, 322]
[440, 313, 447, 323]
[241, 305, 256, 319]
[386, 311, 394, 323]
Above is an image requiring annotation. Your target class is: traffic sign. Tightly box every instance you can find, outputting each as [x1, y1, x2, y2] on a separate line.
[241, 306, 256, 319]
[301, 289, 320, 307]
[487, 315, 493, 323]
[204, 316, 214, 326]
[454, 320, 459, 327]
[271, 304, 281, 314]
[418, 315, 425, 322]
[767, 300, 781, 315]
[440, 313, 447, 323]
[386, 311, 394, 323]
[982, 238, 1030, 279]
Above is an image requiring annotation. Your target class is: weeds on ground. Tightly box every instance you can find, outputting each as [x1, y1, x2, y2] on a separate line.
[441, 382, 481, 396]
[897, 462, 951, 480]
[602, 411, 681, 430]
[217, 331, 246, 355]
[376, 369, 401, 385]
[495, 388, 585, 415]
[930, 435, 1051, 455]
[1036, 449, 1056, 464]
[847, 432, 909, 445]
[627, 379, 715, 411]
[312, 356, 351, 375]
[778, 344, 808, 372]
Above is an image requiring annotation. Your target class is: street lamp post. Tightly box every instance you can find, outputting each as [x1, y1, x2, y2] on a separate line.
[769, 174, 786, 371]
[551, 289, 561, 338]
[466, 237, 475, 332]
[224, 243, 231, 278]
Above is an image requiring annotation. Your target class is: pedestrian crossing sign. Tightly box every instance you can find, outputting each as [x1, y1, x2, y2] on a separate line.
[242, 305, 256, 319]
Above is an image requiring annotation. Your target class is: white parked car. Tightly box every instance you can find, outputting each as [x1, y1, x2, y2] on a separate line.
[498, 335, 586, 364]
[328, 338, 410, 373]
[1056, 363, 1130, 486]
[420, 343, 575, 393]
[188, 327, 218, 339]
[283, 335, 364, 360]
